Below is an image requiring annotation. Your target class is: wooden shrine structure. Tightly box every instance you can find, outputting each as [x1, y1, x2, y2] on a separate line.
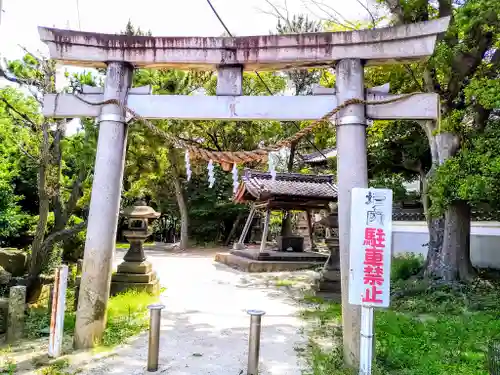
[233, 169, 337, 254]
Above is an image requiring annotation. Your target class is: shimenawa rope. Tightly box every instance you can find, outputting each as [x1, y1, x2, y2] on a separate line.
[70, 91, 419, 165]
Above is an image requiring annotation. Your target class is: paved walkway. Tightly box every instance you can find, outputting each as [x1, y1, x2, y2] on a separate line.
[77, 248, 313, 375]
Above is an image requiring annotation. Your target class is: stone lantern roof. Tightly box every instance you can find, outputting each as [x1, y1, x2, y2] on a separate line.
[121, 200, 160, 219]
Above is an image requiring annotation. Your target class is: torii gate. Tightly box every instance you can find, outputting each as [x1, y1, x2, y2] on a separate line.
[38, 17, 450, 363]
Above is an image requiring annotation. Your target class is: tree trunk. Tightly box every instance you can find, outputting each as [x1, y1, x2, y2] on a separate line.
[224, 212, 244, 246]
[281, 141, 297, 236]
[421, 129, 474, 281]
[27, 125, 51, 301]
[168, 149, 189, 250]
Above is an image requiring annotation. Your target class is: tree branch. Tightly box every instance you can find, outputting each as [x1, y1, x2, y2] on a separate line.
[53, 123, 65, 231]
[16, 141, 38, 163]
[438, 0, 453, 18]
[41, 221, 87, 255]
[302, 0, 358, 29]
[355, 0, 376, 28]
[404, 65, 424, 91]
[264, 0, 293, 29]
[472, 48, 500, 129]
[383, 0, 405, 25]
[0, 95, 39, 131]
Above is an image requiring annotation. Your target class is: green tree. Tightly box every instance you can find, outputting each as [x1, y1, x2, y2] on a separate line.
[377, 0, 500, 281]
[0, 55, 97, 300]
[0, 90, 31, 243]
[312, 0, 500, 281]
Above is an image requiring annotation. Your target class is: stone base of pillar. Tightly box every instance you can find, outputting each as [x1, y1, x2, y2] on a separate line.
[315, 237, 341, 301]
[110, 260, 160, 296]
[233, 242, 245, 250]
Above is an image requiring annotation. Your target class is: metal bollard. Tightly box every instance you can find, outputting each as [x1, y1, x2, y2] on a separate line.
[246, 309, 266, 375]
[147, 303, 165, 372]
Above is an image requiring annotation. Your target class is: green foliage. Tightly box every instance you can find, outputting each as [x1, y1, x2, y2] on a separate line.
[0, 358, 16, 375]
[0, 88, 37, 245]
[27, 213, 86, 263]
[465, 78, 500, 110]
[36, 359, 73, 375]
[429, 119, 500, 216]
[391, 253, 425, 282]
[367, 119, 430, 182]
[102, 290, 158, 348]
[301, 280, 500, 375]
[370, 174, 412, 202]
[186, 167, 247, 243]
[24, 288, 157, 350]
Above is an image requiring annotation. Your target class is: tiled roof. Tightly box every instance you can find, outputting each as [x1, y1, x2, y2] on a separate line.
[301, 147, 337, 164]
[235, 169, 337, 203]
[392, 209, 426, 221]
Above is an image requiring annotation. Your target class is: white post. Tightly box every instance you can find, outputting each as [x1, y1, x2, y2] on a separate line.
[359, 306, 374, 374]
[259, 209, 271, 253]
[75, 62, 133, 349]
[348, 187, 393, 375]
[334, 58, 367, 366]
[238, 205, 256, 245]
[49, 265, 69, 358]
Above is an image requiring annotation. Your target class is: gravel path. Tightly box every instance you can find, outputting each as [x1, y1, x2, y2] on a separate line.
[76, 248, 316, 375]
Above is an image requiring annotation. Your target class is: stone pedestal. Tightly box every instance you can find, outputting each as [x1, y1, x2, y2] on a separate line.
[249, 216, 262, 244]
[110, 223, 160, 296]
[111, 260, 160, 296]
[315, 236, 341, 300]
[296, 212, 312, 250]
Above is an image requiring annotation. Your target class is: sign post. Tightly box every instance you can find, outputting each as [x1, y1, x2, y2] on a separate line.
[348, 188, 393, 375]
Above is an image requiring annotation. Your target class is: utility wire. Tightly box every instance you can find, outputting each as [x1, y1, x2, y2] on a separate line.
[205, 0, 329, 163]
[76, 0, 82, 30]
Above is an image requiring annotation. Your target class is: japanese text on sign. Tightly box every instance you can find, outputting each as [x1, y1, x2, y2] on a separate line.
[348, 188, 393, 307]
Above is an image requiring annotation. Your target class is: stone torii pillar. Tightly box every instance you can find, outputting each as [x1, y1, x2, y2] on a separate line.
[38, 17, 450, 362]
[335, 58, 368, 363]
[73, 62, 133, 349]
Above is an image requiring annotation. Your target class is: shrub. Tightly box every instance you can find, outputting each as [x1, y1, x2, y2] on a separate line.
[391, 252, 424, 282]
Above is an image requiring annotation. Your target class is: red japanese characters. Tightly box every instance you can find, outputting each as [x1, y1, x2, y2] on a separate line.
[362, 227, 386, 304]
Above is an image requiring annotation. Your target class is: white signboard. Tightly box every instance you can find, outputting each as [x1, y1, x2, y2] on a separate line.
[348, 188, 393, 308]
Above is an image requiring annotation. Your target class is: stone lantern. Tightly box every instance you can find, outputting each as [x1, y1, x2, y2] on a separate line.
[315, 210, 341, 299]
[110, 200, 161, 296]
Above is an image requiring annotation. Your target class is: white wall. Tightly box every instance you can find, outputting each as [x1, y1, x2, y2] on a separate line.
[393, 221, 500, 269]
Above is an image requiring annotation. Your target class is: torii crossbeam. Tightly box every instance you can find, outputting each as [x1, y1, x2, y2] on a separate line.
[37, 17, 450, 364]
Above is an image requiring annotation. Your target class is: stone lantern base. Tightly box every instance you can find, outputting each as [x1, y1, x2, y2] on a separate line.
[314, 237, 341, 300]
[110, 260, 160, 296]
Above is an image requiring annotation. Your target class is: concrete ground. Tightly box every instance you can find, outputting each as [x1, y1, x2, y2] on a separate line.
[73, 247, 317, 375]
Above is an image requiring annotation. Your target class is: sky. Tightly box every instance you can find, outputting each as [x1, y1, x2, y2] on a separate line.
[0, 0, 370, 59]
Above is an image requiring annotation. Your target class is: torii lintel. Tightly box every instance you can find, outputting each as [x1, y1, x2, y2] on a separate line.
[38, 17, 450, 70]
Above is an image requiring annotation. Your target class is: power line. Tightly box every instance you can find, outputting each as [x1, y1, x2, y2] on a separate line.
[206, 0, 232, 36]
[204, 0, 329, 162]
[75, 0, 82, 30]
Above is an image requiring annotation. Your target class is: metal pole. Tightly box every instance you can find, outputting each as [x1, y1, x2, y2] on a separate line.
[334, 58, 367, 365]
[49, 265, 69, 358]
[74, 62, 133, 349]
[147, 303, 165, 372]
[247, 309, 265, 375]
[359, 306, 374, 375]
